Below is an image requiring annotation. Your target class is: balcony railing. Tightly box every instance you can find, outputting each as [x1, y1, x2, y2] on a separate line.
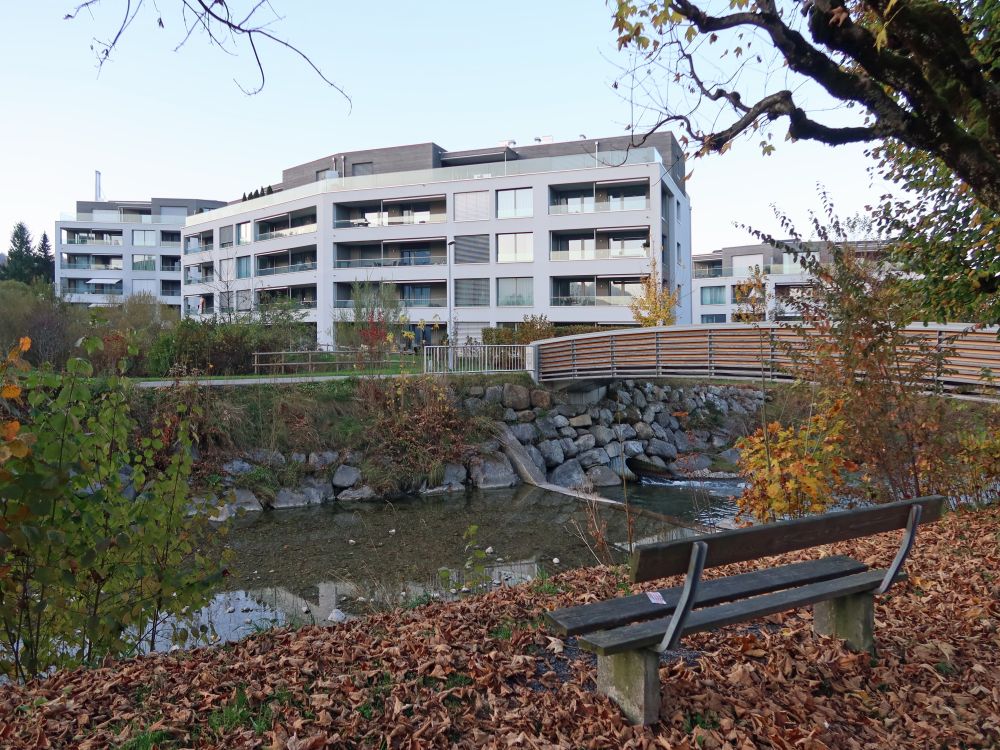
[160, 241, 181, 248]
[60, 262, 124, 271]
[64, 237, 123, 246]
[184, 243, 213, 255]
[551, 295, 635, 306]
[161, 289, 182, 297]
[62, 286, 124, 296]
[333, 213, 447, 228]
[549, 248, 649, 262]
[161, 264, 182, 273]
[60, 212, 180, 224]
[259, 299, 318, 310]
[693, 264, 786, 278]
[334, 256, 447, 268]
[548, 199, 650, 215]
[256, 223, 317, 241]
[132, 262, 156, 272]
[255, 261, 318, 277]
[401, 298, 447, 308]
[185, 273, 215, 284]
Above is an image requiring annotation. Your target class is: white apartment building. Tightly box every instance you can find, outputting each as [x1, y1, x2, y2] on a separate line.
[55, 197, 224, 310]
[180, 135, 692, 346]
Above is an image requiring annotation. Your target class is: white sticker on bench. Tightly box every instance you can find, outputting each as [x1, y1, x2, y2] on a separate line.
[646, 592, 666, 605]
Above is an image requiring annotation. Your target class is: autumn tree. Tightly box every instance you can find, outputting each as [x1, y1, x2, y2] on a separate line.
[629, 257, 680, 326]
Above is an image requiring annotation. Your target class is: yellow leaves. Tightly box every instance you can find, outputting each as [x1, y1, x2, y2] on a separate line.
[19, 336, 31, 353]
[2, 420, 20, 441]
[1, 384, 21, 400]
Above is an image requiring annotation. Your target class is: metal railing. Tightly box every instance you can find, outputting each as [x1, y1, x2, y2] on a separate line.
[255, 261, 318, 276]
[253, 348, 416, 375]
[548, 199, 650, 215]
[256, 223, 317, 241]
[184, 243, 213, 255]
[550, 295, 635, 306]
[333, 213, 447, 228]
[334, 256, 447, 268]
[423, 344, 529, 374]
[550, 248, 650, 262]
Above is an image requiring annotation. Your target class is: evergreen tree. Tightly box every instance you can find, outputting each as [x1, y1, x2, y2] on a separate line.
[1, 223, 36, 284]
[34, 232, 54, 283]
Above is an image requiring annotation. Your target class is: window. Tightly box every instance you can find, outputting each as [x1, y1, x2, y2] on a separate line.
[454, 191, 490, 222]
[236, 222, 252, 245]
[132, 254, 156, 271]
[132, 279, 157, 295]
[236, 255, 250, 279]
[701, 314, 727, 324]
[497, 233, 533, 263]
[400, 285, 431, 306]
[400, 247, 431, 266]
[132, 230, 156, 247]
[160, 231, 181, 246]
[219, 225, 234, 248]
[497, 278, 533, 306]
[496, 188, 532, 218]
[606, 232, 648, 258]
[351, 162, 373, 177]
[605, 184, 647, 210]
[453, 235, 490, 264]
[455, 278, 490, 307]
[677, 241, 682, 266]
[701, 286, 725, 305]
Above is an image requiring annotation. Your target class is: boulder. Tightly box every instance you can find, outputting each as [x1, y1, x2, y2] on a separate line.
[469, 454, 519, 489]
[535, 416, 560, 440]
[464, 397, 485, 413]
[331, 464, 362, 489]
[591, 425, 615, 447]
[632, 390, 647, 409]
[622, 440, 645, 457]
[586, 464, 621, 487]
[466, 385, 485, 397]
[552, 414, 570, 429]
[248, 448, 285, 467]
[560, 437, 579, 458]
[650, 422, 669, 441]
[717, 447, 741, 465]
[647, 438, 679, 461]
[483, 385, 504, 404]
[510, 422, 538, 445]
[672, 430, 692, 452]
[569, 414, 593, 428]
[307, 451, 339, 470]
[502, 383, 531, 411]
[503, 408, 518, 423]
[605, 441, 622, 459]
[548, 459, 586, 488]
[222, 459, 254, 476]
[232, 488, 265, 511]
[633, 421, 655, 440]
[290, 452, 307, 464]
[578, 447, 611, 468]
[338, 485, 376, 502]
[537, 440, 565, 468]
[530, 389, 552, 409]
[422, 463, 467, 495]
[516, 410, 536, 423]
[573, 433, 597, 452]
[526, 445, 547, 475]
[613, 424, 637, 441]
[674, 453, 713, 473]
[558, 426, 578, 439]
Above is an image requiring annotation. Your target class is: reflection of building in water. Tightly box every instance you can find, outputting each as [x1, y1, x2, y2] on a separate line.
[617, 524, 702, 552]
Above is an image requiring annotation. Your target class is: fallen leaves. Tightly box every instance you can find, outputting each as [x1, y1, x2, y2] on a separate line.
[0, 506, 997, 748]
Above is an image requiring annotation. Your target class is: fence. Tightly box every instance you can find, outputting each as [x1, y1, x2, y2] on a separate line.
[534, 323, 1000, 397]
[253, 348, 417, 375]
[423, 344, 530, 374]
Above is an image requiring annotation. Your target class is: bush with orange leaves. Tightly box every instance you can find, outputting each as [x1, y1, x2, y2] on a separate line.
[0, 337, 32, 469]
[736, 400, 859, 522]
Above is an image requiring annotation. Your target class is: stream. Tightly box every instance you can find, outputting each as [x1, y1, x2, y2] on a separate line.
[157, 480, 742, 650]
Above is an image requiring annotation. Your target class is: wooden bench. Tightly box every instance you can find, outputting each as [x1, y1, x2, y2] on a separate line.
[545, 496, 945, 725]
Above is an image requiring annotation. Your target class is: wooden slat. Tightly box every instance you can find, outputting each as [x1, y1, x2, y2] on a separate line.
[580, 569, 888, 655]
[546, 555, 867, 636]
[630, 497, 945, 582]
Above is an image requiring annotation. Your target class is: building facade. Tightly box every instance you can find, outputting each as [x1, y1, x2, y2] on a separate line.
[180, 135, 692, 346]
[55, 197, 225, 310]
[691, 241, 887, 324]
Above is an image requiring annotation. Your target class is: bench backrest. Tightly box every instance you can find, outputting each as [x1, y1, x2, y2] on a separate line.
[630, 496, 945, 583]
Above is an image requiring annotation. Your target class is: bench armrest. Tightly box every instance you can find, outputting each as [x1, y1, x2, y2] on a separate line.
[655, 541, 707, 653]
[877, 504, 921, 594]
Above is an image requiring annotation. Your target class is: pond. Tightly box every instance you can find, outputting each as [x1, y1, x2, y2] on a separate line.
[158, 480, 742, 650]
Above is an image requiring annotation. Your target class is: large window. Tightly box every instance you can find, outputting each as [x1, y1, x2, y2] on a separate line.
[497, 233, 533, 263]
[496, 188, 532, 219]
[700, 286, 726, 305]
[236, 256, 251, 279]
[132, 230, 156, 247]
[400, 284, 431, 306]
[236, 222, 252, 245]
[605, 184, 647, 211]
[701, 314, 727, 324]
[455, 278, 490, 307]
[351, 162, 374, 177]
[454, 191, 490, 222]
[132, 254, 156, 271]
[453, 235, 490, 264]
[219, 225, 234, 248]
[497, 278, 533, 306]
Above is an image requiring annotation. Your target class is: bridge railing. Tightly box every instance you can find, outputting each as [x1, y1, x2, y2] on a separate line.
[533, 323, 1000, 397]
[423, 344, 531, 375]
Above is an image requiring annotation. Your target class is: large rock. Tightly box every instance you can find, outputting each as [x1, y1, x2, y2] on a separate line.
[483, 385, 504, 404]
[503, 383, 531, 411]
[331, 464, 362, 489]
[307, 451, 339, 470]
[674, 453, 713, 473]
[422, 463, 467, 495]
[272, 478, 331, 509]
[578, 447, 611, 468]
[535, 416, 560, 440]
[469, 454, 519, 489]
[248, 448, 285, 467]
[222, 459, 254, 476]
[622, 440, 645, 457]
[633, 421, 655, 440]
[672, 430, 692, 452]
[605, 441, 622, 459]
[510, 422, 538, 445]
[548, 459, 586, 488]
[569, 414, 593, 428]
[232, 488, 265, 511]
[586, 465, 621, 487]
[591, 425, 615, 447]
[338, 485, 376, 501]
[717, 447, 741, 465]
[552, 414, 570, 429]
[537, 439, 565, 468]
[560, 437, 579, 458]
[530, 389, 552, 409]
[526, 445, 547, 475]
[613, 424, 637, 441]
[573, 433, 597, 452]
[647, 438, 679, 461]
[516, 410, 536, 423]
[650, 422, 669, 441]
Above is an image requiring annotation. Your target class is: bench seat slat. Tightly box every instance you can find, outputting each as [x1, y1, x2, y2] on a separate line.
[580, 569, 888, 655]
[546, 555, 867, 636]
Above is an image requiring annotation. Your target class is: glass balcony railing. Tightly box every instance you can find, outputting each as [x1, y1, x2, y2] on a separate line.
[549, 248, 649, 262]
[161, 289, 182, 297]
[161, 264, 182, 273]
[334, 256, 447, 268]
[184, 243, 213, 255]
[550, 295, 635, 306]
[132, 262, 156, 272]
[60, 262, 124, 271]
[693, 264, 784, 278]
[333, 213, 447, 228]
[400, 298, 447, 308]
[333, 299, 355, 308]
[61, 285, 124, 296]
[498, 296, 534, 307]
[64, 237, 123, 246]
[259, 299, 318, 310]
[255, 261, 318, 277]
[255, 223, 317, 241]
[160, 241, 181, 248]
[60, 212, 180, 224]
[185, 273, 215, 284]
[548, 199, 650, 215]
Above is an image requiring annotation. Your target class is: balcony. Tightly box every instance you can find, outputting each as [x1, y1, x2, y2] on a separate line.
[257, 284, 318, 311]
[549, 181, 649, 215]
[161, 262, 182, 273]
[335, 240, 447, 268]
[256, 260, 319, 277]
[550, 228, 650, 262]
[61, 281, 124, 296]
[551, 276, 643, 307]
[60, 211, 179, 225]
[333, 196, 447, 229]
[693, 264, 780, 279]
[160, 241, 181, 248]
[61, 260, 124, 271]
[256, 223, 318, 241]
[161, 288, 182, 297]
[550, 295, 635, 306]
[255, 209, 318, 242]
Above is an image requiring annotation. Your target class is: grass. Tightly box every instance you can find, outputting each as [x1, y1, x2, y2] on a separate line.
[116, 730, 174, 750]
[488, 623, 513, 641]
[206, 687, 277, 736]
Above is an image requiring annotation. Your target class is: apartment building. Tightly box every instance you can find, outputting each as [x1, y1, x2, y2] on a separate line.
[692, 241, 887, 323]
[180, 134, 692, 346]
[55, 197, 225, 309]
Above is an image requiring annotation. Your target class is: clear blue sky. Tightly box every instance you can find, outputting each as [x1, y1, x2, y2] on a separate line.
[0, 1, 888, 254]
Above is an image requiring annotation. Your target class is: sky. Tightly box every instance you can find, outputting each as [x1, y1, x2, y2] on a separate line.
[0, 1, 891, 255]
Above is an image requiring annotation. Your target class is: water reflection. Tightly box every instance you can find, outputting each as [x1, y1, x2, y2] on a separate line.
[163, 482, 741, 650]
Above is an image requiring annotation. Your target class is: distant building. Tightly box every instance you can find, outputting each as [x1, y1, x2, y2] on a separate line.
[692, 240, 888, 323]
[179, 134, 692, 346]
[55, 197, 225, 309]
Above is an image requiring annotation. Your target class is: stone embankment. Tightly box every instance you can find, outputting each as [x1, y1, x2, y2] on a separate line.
[206, 380, 763, 518]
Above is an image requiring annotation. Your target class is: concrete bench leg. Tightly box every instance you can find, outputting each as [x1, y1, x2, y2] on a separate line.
[596, 650, 661, 725]
[813, 591, 875, 654]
